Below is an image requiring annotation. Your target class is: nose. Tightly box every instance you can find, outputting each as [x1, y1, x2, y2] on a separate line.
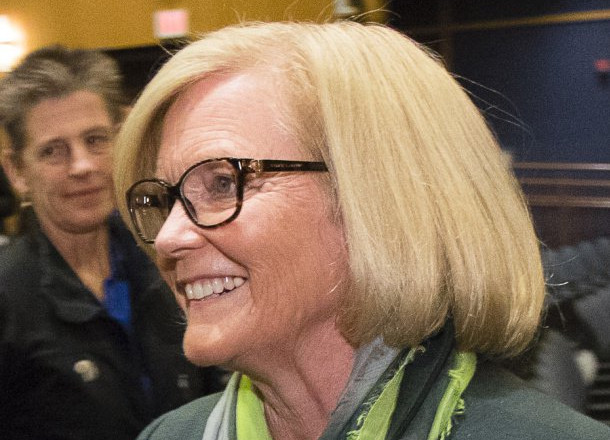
[154, 200, 206, 258]
[68, 144, 97, 177]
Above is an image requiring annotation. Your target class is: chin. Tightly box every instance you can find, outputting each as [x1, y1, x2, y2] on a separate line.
[65, 217, 109, 234]
[71, 207, 114, 230]
[182, 327, 232, 368]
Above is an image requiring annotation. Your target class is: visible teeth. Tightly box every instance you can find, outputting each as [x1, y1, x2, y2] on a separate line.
[203, 283, 213, 298]
[223, 276, 235, 290]
[211, 278, 224, 294]
[184, 276, 245, 300]
[193, 283, 205, 299]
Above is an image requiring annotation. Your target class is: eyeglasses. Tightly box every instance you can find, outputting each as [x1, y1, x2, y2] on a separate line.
[126, 157, 328, 243]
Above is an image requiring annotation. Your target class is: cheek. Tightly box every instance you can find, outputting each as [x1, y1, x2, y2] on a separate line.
[28, 172, 60, 198]
[239, 212, 348, 320]
[99, 155, 114, 174]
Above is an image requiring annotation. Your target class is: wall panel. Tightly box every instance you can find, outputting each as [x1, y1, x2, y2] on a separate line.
[0, 0, 333, 51]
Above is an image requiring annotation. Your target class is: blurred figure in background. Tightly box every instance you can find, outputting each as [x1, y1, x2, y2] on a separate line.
[0, 45, 223, 440]
[0, 167, 17, 244]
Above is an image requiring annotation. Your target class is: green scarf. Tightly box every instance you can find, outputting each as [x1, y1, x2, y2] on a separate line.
[236, 375, 272, 440]
[235, 351, 476, 440]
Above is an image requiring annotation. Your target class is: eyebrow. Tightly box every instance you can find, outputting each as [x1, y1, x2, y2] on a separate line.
[81, 125, 114, 136]
[32, 124, 114, 147]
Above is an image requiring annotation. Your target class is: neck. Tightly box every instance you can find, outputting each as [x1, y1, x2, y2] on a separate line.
[43, 221, 111, 301]
[243, 320, 356, 440]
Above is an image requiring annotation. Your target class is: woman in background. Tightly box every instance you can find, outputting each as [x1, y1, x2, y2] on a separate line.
[115, 22, 610, 440]
[0, 46, 222, 440]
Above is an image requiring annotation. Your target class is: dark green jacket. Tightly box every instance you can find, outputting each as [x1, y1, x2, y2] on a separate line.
[137, 326, 610, 440]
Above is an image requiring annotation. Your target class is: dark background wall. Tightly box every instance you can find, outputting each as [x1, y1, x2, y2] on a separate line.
[104, 43, 183, 104]
[108, 3, 610, 164]
[389, 1, 610, 163]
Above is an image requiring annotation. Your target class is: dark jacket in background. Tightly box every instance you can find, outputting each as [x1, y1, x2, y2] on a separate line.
[0, 211, 224, 440]
[0, 169, 17, 232]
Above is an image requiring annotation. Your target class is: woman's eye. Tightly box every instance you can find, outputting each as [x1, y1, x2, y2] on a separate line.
[85, 133, 112, 151]
[38, 143, 69, 162]
[209, 174, 236, 196]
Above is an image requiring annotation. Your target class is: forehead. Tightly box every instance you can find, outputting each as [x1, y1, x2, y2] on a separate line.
[25, 91, 112, 144]
[156, 71, 302, 180]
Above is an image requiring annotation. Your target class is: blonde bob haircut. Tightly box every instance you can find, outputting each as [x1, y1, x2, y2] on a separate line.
[114, 21, 545, 358]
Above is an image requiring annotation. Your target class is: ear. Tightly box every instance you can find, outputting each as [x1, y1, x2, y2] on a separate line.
[2, 151, 29, 196]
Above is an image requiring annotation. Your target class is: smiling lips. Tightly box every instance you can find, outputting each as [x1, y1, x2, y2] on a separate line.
[66, 187, 106, 198]
[184, 276, 245, 300]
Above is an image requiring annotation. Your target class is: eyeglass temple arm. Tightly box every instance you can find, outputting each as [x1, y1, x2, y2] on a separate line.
[248, 159, 327, 173]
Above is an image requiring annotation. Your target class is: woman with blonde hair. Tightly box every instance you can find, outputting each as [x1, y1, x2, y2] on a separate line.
[115, 21, 610, 440]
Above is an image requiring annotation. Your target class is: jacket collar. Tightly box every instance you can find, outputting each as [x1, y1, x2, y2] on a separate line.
[23, 209, 110, 324]
[35, 224, 106, 324]
[386, 322, 455, 439]
[31, 211, 163, 324]
[320, 322, 455, 440]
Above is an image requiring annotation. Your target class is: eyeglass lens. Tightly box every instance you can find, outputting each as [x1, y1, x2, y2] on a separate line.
[129, 159, 240, 242]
